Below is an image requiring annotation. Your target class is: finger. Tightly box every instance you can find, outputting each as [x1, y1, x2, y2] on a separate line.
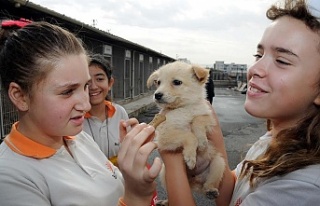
[127, 118, 139, 128]
[119, 120, 127, 142]
[119, 118, 140, 142]
[125, 118, 140, 133]
[147, 157, 162, 179]
[118, 123, 147, 164]
[124, 125, 155, 163]
[118, 124, 152, 166]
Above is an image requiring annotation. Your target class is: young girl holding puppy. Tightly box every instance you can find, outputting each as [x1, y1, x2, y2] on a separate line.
[0, 20, 160, 206]
[119, 0, 320, 205]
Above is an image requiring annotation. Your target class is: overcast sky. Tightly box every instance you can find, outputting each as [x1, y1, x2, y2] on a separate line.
[30, 0, 275, 67]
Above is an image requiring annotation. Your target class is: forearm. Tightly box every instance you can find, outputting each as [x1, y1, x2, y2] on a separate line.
[122, 192, 153, 206]
[209, 110, 235, 205]
[162, 152, 196, 206]
[215, 169, 235, 206]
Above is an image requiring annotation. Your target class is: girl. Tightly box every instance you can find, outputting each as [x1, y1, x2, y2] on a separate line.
[0, 20, 160, 206]
[83, 54, 129, 165]
[119, 0, 320, 205]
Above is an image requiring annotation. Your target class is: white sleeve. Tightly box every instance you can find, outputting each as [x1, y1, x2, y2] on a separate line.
[0, 161, 50, 206]
[117, 104, 129, 120]
[242, 178, 320, 206]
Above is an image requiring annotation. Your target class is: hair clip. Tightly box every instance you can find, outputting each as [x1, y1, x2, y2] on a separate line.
[307, 0, 320, 19]
[1, 18, 32, 28]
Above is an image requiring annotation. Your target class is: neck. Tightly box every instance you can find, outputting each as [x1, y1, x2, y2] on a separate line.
[90, 103, 107, 121]
[17, 118, 64, 149]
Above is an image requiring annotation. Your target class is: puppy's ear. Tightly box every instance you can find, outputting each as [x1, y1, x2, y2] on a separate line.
[192, 65, 209, 84]
[147, 70, 159, 88]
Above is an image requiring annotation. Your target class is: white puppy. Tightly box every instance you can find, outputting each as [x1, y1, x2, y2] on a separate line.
[147, 61, 225, 201]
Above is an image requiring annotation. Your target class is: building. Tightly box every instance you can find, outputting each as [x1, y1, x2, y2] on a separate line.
[0, 0, 175, 138]
[213, 61, 247, 82]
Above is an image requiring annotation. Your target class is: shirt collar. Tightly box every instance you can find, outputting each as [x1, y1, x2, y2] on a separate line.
[85, 100, 116, 118]
[4, 122, 75, 159]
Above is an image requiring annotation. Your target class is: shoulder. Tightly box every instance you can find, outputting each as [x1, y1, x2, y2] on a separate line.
[243, 165, 320, 205]
[113, 103, 129, 117]
[281, 164, 320, 187]
[245, 132, 272, 160]
[113, 103, 126, 111]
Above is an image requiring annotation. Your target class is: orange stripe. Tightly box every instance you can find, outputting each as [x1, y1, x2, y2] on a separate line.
[4, 122, 74, 159]
[85, 100, 116, 118]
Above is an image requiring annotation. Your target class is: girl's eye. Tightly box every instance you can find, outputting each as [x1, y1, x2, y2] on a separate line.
[61, 89, 73, 96]
[97, 78, 105, 81]
[276, 59, 291, 65]
[253, 54, 262, 61]
[85, 83, 89, 90]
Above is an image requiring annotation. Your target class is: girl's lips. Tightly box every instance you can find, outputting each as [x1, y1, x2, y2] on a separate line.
[70, 115, 84, 126]
[247, 82, 267, 96]
[89, 91, 101, 96]
[248, 82, 267, 93]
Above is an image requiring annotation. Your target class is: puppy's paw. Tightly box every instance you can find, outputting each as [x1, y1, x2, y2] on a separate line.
[197, 139, 208, 152]
[184, 155, 197, 169]
[206, 188, 219, 199]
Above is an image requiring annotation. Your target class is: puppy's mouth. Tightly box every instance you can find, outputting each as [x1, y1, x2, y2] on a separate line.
[155, 99, 167, 104]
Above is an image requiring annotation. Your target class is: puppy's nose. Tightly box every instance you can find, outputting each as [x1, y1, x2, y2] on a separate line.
[154, 92, 163, 100]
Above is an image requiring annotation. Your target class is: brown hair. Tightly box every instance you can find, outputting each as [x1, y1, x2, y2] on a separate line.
[240, 0, 320, 187]
[0, 21, 87, 96]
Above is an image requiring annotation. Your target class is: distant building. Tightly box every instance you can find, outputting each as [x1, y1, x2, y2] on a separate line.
[177, 58, 191, 64]
[213, 61, 247, 82]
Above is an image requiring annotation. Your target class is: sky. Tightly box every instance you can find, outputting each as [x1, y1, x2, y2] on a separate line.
[30, 0, 275, 67]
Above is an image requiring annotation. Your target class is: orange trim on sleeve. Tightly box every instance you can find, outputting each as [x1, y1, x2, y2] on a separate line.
[4, 122, 74, 159]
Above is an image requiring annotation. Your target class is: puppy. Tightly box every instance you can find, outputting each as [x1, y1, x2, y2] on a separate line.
[147, 61, 225, 203]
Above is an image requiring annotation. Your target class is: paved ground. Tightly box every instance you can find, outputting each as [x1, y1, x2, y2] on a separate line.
[134, 88, 267, 206]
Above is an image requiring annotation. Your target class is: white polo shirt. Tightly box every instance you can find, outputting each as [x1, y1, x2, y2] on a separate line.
[0, 123, 124, 206]
[83, 102, 129, 160]
[230, 132, 320, 206]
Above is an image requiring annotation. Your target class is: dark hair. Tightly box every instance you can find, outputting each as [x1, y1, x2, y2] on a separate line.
[0, 21, 87, 95]
[89, 54, 113, 81]
[240, 0, 320, 187]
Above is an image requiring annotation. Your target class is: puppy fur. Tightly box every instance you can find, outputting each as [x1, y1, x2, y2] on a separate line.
[147, 61, 225, 201]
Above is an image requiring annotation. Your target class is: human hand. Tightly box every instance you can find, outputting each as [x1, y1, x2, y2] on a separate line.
[206, 103, 226, 158]
[118, 123, 162, 205]
[119, 118, 139, 141]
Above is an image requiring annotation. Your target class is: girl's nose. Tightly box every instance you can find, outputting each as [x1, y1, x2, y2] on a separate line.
[76, 90, 91, 112]
[248, 58, 268, 79]
[89, 79, 98, 89]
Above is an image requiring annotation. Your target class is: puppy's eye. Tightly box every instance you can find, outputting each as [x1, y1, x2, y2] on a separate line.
[154, 79, 161, 86]
[173, 80, 182, 86]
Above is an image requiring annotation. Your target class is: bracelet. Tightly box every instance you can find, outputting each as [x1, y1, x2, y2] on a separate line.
[118, 197, 127, 206]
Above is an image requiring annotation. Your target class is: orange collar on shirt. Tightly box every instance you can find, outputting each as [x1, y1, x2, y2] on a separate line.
[84, 100, 116, 118]
[4, 122, 75, 159]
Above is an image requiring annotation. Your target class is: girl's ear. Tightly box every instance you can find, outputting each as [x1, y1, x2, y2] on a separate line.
[8, 82, 29, 112]
[314, 94, 320, 106]
[108, 77, 115, 87]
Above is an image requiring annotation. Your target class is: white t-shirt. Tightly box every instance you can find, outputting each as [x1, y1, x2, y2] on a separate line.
[230, 132, 320, 206]
[83, 102, 129, 159]
[0, 123, 124, 206]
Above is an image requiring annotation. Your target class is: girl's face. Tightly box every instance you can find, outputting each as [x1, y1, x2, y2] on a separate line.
[23, 54, 91, 141]
[88, 65, 114, 106]
[245, 16, 320, 130]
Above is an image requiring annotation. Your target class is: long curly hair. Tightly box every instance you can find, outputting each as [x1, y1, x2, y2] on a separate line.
[239, 0, 320, 187]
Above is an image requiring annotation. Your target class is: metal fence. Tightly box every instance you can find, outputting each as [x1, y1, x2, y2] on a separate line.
[0, 83, 19, 141]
